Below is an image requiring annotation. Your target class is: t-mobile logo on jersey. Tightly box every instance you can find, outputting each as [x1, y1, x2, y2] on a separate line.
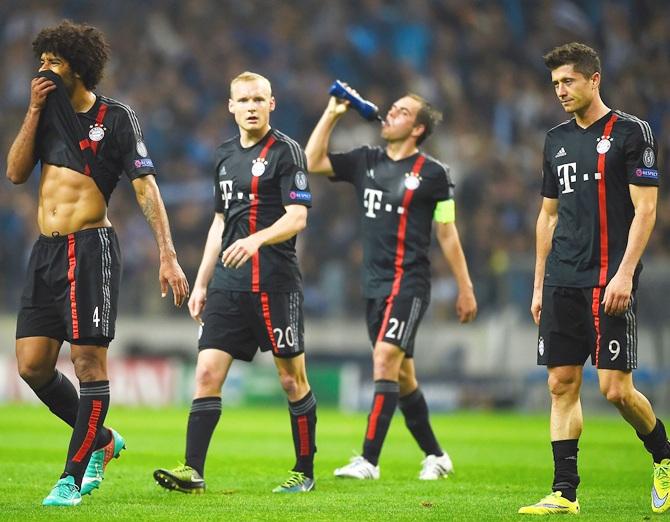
[363, 188, 383, 218]
[557, 162, 577, 194]
[219, 180, 233, 209]
[557, 162, 602, 194]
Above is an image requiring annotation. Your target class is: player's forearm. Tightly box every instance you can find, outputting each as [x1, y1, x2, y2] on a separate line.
[534, 212, 556, 290]
[6, 108, 40, 184]
[253, 207, 307, 246]
[437, 224, 473, 292]
[616, 204, 656, 279]
[194, 220, 224, 289]
[133, 177, 177, 258]
[305, 109, 340, 175]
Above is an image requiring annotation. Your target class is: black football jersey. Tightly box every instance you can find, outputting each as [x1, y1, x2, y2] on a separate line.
[542, 110, 660, 288]
[210, 129, 311, 292]
[329, 146, 453, 298]
[35, 71, 155, 204]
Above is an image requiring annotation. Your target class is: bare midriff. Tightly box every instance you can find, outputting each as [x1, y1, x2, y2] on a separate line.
[37, 163, 111, 236]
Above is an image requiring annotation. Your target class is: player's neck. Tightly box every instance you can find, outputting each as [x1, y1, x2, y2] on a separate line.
[574, 96, 610, 129]
[239, 126, 271, 148]
[385, 139, 419, 162]
[70, 85, 96, 113]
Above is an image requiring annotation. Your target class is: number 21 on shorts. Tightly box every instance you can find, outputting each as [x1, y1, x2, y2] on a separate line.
[385, 318, 406, 340]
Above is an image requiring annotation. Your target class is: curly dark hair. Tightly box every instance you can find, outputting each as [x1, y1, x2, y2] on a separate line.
[32, 20, 109, 90]
[543, 42, 601, 79]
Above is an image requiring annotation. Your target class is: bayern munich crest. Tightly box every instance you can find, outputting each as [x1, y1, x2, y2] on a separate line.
[251, 158, 267, 177]
[88, 124, 105, 142]
[404, 174, 421, 190]
[596, 137, 612, 154]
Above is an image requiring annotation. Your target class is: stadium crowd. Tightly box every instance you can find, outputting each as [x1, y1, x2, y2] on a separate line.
[1, 0, 669, 319]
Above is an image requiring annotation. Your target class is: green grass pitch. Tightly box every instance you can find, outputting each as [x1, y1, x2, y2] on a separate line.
[0, 404, 658, 520]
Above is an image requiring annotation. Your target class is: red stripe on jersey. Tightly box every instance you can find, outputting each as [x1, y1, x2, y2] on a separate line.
[67, 234, 80, 339]
[261, 292, 278, 354]
[377, 154, 426, 343]
[249, 135, 277, 292]
[592, 287, 602, 366]
[297, 415, 310, 456]
[72, 399, 102, 462]
[366, 394, 385, 440]
[78, 103, 109, 175]
[90, 103, 108, 155]
[596, 114, 619, 287]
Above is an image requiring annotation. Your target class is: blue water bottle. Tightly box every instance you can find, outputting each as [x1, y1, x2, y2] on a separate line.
[328, 80, 382, 122]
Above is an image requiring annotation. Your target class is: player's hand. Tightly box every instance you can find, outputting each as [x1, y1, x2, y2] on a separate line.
[188, 286, 207, 324]
[159, 255, 189, 307]
[456, 288, 477, 323]
[327, 95, 349, 117]
[222, 236, 262, 269]
[602, 272, 632, 316]
[30, 77, 56, 111]
[531, 287, 543, 325]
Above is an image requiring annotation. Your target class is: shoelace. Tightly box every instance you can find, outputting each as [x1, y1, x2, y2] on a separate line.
[56, 481, 80, 497]
[656, 462, 670, 488]
[279, 471, 306, 488]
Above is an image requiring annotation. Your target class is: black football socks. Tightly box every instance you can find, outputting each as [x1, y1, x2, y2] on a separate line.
[362, 379, 399, 466]
[638, 418, 670, 463]
[34, 369, 79, 427]
[185, 396, 222, 477]
[62, 380, 110, 487]
[399, 388, 443, 457]
[288, 390, 317, 478]
[552, 439, 580, 502]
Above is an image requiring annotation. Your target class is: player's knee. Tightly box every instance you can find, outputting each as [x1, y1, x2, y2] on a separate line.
[194, 365, 225, 391]
[71, 353, 105, 381]
[547, 372, 579, 398]
[17, 360, 53, 388]
[600, 383, 630, 406]
[277, 368, 306, 396]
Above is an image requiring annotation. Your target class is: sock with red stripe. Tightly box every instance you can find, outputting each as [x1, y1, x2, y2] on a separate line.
[185, 397, 222, 477]
[362, 380, 399, 466]
[288, 390, 317, 479]
[33, 370, 113, 450]
[399, 388, 443, 457]
[62, 380, 110, 487]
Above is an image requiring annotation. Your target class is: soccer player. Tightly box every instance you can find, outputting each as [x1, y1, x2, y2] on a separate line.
[6, 21, 189, 506]
[305, 90, 477, 480]
[518, 42, 669, 515]
[153, 72, 317, 494]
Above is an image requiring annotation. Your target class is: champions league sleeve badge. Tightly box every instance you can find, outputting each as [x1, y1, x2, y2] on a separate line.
[136, 140, 148, 158]
[596, 136, 612, 154]
[294, 171, 308, 190]
[643, 147, 655, 168]
[88, 123, 106, 142]
[251, 158, 268, 177]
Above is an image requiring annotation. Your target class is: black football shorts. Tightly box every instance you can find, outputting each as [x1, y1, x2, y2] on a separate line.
[16, 227, 121, 347]
[198, 289, 304, 361]
[538, 285, 637, 370]
[366, 294, 429, 357]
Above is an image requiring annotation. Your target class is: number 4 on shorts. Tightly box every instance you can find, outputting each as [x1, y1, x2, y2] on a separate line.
[93, 306, 100, 327]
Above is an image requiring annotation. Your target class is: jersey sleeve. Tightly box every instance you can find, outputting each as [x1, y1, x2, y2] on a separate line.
[327, 147, 368, 184]
[213, 156, 225, 213]
[625, 122, 660, 187]
[540, 136, 559, 198]
[279, 144, 312, 208]
[115, 108, 156, 180]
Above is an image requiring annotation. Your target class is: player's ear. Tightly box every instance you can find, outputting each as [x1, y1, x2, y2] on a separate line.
[591, 72, 600, 90]
[269, 96, 276, 112]
[412, 123, 426, 140]
[228, 99, 235, 113]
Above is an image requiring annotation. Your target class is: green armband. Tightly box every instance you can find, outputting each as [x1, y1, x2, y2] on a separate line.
[434, 199, 455, 224]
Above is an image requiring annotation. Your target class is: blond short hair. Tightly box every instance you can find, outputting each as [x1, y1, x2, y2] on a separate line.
[230, 71, 272, 96]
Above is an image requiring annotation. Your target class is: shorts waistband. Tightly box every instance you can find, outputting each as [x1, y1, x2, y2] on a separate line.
[38, 226, 115, 243]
